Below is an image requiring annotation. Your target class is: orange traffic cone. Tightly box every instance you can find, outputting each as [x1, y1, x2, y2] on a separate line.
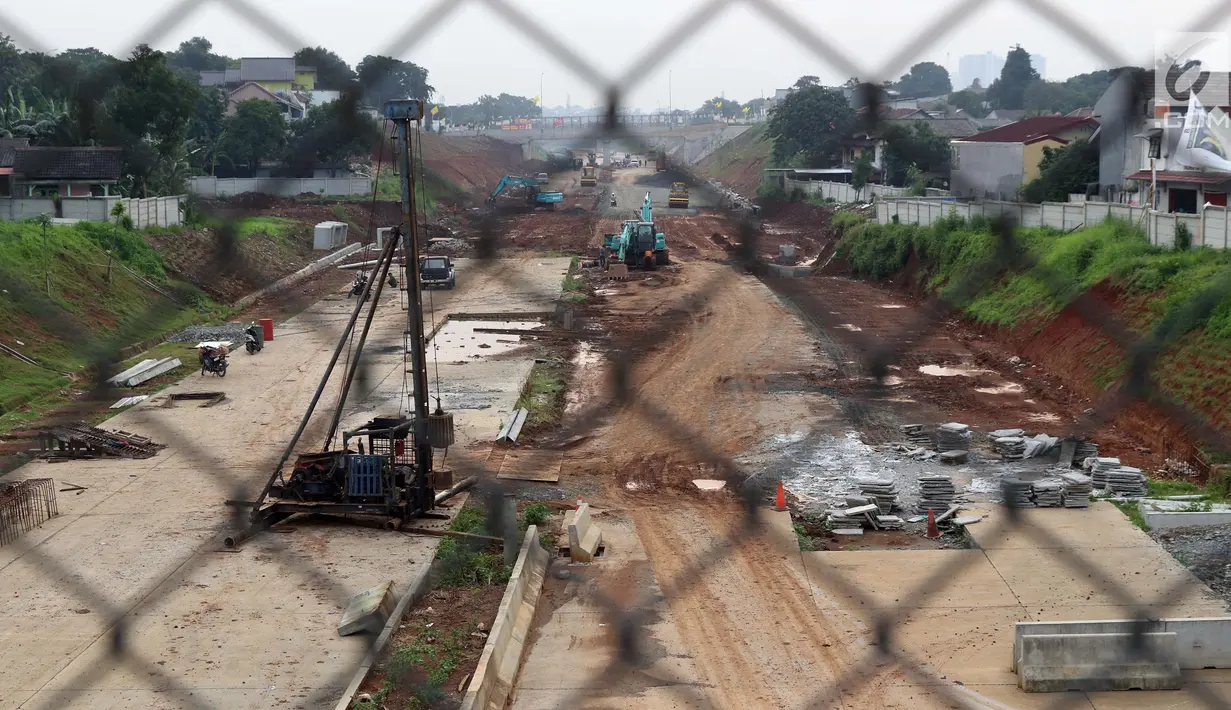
[774, 481, 787, 512]
[925, 508, 941, 539]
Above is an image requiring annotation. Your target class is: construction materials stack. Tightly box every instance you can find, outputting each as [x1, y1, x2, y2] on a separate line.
[1060, 472, 1093, 508]
[936, 422, 972, 452]
[1001, 476, 1035, 507]
[1073, 438, 1099, 461]
[1086, 457, 1121, 490]
[1032, 478, 1064, 507]
[901, 424, 933, 449]
[857, 478, 899, 514]
[1107, 466, 1147, 497]
[993, 436, 1027, 459]
[917, 475, 956, 514]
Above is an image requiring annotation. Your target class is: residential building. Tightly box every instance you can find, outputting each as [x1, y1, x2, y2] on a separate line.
[957, 53, 1004, 91]
[0, 146, 122, 197]
[1094, 69, 1231, 212]
[227, 82, 307, 120]
[950, 115, 1098, 199]
[200, 57, 317, 92]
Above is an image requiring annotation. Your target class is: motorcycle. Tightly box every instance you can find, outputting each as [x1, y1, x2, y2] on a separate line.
[244, 323, 263, 355]
[199, 346, 228, 377]
[349, 273, 371, 301]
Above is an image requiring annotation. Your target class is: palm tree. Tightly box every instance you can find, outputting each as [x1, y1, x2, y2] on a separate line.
[0, 88, 69, 144]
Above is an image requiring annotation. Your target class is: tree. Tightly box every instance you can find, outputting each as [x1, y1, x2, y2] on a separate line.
[986, 45, 1039, 110]
[1019, 139, 1098, 203]
[295, 47, 357, 90]
[895, 62, 952, 98]
[948, 89, 989, 118]
[187, 86, 227, 174]
[220, 99, 286, 175]
[356, 55, 432, 107]
[794, 75, 820, 90]
[842, 77, 861, 89]
[698, 96, 741, 119]
[766, 85, 855, 167]
[105, 45, 200, 196]
[285, 97, 380, 175]
[851, 152, 873, 198]
[167, 37, 229, 73]
[880, 122, 950, 186]
[969, 78, 983, 92]
[0, 35, 31, 97]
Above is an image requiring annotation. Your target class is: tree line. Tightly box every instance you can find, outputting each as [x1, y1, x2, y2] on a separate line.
[0, 35, 540, 197]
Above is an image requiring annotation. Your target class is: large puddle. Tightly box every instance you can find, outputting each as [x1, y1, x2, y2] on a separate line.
[918, 364, 992, 377]
[426, 320, 543, 362]
[564, 341, 605, 415]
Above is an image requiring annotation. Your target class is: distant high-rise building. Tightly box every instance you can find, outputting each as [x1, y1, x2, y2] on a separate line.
[1030, 53, 1047, 80]
[957, 53, 1004, 91]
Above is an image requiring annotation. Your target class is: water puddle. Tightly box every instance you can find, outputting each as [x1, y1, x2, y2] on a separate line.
[427, 320, 543, 361]
[837, 324, 863, 331]
[692, 479, 727, 491]
[918, 364, 991, 377]
[1026, 412, 1060, 422]
[975, 382, 1025, 395]
[878, 304, 907, 309]
[564, 342, 604, 414]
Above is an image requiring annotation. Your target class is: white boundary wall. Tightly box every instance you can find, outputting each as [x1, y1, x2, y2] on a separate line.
[188, 176, 373, 198]
[875, 196, 1222, 250]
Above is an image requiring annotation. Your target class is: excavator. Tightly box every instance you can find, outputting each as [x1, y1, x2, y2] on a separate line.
[601, 191, 669, 270]
[487, 174, 563, 213]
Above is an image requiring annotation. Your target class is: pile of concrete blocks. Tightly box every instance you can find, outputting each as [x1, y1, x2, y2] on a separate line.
[857, 478, 899, 514]
[1060, 473, 1093, 508]
[936, 422, 972, 452]
[901, 424, 933, 449]
[1086, 457, 1121, 489]
[917, 475, 956, 514]
[566, 503, 603, 563]
[1032, 478, 1064, 507]
[1107, 467, 1147, 497]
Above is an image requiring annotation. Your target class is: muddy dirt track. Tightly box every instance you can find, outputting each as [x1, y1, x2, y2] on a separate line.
[563, 260, 935, 708]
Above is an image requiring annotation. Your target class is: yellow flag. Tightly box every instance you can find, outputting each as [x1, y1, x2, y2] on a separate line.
[532, 96, 540, 104]
[742, 105, 750, 113]
[715, 101, 723, 109]
[431, 105, 439, 115]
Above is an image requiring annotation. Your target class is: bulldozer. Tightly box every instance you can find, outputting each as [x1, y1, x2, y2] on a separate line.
[668, 181, 689, 208]
[580, 164, 597, 187]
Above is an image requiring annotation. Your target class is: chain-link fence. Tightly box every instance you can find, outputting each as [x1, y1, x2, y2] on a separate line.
[3, 1, 1231, 709]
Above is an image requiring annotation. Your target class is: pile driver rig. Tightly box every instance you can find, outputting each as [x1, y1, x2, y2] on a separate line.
[225, 99, 456, 546]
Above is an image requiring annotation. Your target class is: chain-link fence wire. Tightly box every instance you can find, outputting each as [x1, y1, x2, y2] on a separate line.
[4, 0, 1231, 707]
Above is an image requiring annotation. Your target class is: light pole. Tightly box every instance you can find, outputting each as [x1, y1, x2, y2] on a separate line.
[540, 73, 544, 127]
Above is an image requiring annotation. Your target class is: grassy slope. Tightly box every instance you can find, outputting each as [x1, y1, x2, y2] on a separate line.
[836, 213, 1231, 439]
[695, 123, 772, 195]
[0, 219, 226, 426]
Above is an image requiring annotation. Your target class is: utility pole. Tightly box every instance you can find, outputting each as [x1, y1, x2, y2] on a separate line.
[386, 98, 434, 515]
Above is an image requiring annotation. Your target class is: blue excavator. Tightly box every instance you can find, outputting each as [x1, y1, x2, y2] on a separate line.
[487, 174, 564, 213]
[601, 191, 669, 270]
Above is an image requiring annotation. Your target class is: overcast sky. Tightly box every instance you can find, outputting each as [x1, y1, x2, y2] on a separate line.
[6, 0, 1230, 110]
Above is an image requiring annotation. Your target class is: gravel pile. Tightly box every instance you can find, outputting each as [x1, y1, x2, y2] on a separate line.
[168, 324, 250, 344]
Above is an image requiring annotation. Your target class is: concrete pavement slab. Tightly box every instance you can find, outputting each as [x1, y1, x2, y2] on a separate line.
[984, 546, 1217, 610]
[804, 550, 1020, 610]
[967, 503, 1157, 550]
[887, 607, 1028, 686]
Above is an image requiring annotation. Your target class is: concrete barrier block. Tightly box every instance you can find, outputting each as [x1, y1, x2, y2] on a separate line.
[567, 503, 602, 563]
[460, 525, 550, 710]
[1141, 508, 1231, 530]
[1019, 632, 1181, 692]
[1014, 617, 1231, 672]
[337, 581, 396, 637]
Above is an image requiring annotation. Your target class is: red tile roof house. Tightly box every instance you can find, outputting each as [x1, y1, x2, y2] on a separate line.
[949, 115, 1098, 199]
[0, 145, 123, 199]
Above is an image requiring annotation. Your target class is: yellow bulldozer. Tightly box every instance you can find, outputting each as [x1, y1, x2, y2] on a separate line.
[580, 164, 597, 187]
[668, 181, 689, 208]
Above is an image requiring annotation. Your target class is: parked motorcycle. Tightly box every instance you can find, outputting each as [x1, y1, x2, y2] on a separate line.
[349, 273, 371, 301]
[244, 323, 263, 355]
[199, 346, 228, 377]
